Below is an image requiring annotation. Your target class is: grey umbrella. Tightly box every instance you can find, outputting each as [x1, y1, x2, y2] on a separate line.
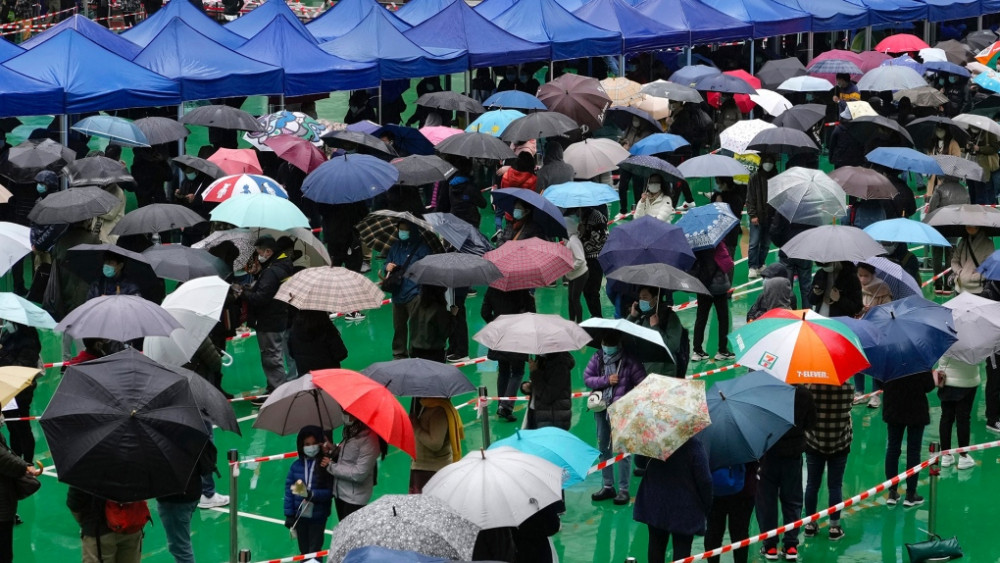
[781, 225, 886, 262]
[756, 57, 807, 89]
[423, 212, 492, 255]
[677, 154, 749, 179]
[905, 116, 970, 146]
[111, 203, 207, 236]
[405, 253, 502, 287]
[846, 115, 915, 146]
[169, 364, 240, 435]
[141, 245, 230, 282]
[772, 103, 826, 131]
[747, 127, 818, 155]
[435, 132, 517, 161]
[172, 155, 227, 180]
[500, 111, 578, 143]
[473, 313, 592, 355]
[392, 155, 456, 186]
[328, 494, 480, 563]
[606, 263, 709, 295]
[322, 130, 397, 159]
[417, 91, 486, 114]
[932, 155, 984, 181]
[964, 30, 997, 51]
[2, 138, 76, 183]
[253, 376, 343, 436]
[62, 156, 135, 188]
[924, 203, 1000, 237]
[26, 186, 121, 224]
[639, 80, 703, 103]
[54, 294, 182, 341]
[362, 358, 475, 398]
[179, 105, 263, 131]
[134, 117, 190, 145]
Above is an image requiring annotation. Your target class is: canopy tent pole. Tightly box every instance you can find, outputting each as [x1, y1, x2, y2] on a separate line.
[279, 94, 285, 112]
[228, 448, 239, 563]
[619, 54, 625, 78]
[177, 103, 186, 186]
[550, 61, 554, 82]
[60, 114, 69, 190]
[979, 16, 984, 30]
[464, 70, 471, 128]
[807, 32, 814, 63]
[378, 82, 383, 124]
[686, 46, 692, 66]
[923, 22, 930, 45]
[865, 26, 872, 51]
[749, 40, 755, 75]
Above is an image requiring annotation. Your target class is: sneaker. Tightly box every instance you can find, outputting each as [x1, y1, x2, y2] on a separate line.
[612, 490, 630, 505]
[782, 546, 798, 561]
[867, 394, 881, 409]
[903, 493, 924, 507]
[852, 392, 866, 405]
[614, 212, 627, 222]
[344, 311, 365, 321]
[591, 487, 616, 501]
[249, 397, 267, 407]
[467, 289, 478, 297]
[198, 493, 230, 509]
[828, 526, 845, 541]
[748, 267, 760, 279]
[497, 411, 516, 423]
[360, 261, 371, 273]
[957, 454, 975, 470]
[986, 421, 1000, 434]
[940, 453, 954, 467]
[803, 522, 818, 537]
[714, 351, 736, 361]
[446, 354, 470, 363]
[760, 547, 779, 561]
[691, 350, 709, 362]
[886, 490, 900, 505]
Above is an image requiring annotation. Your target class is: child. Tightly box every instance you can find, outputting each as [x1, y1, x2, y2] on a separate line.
[284, 426, 333, 555]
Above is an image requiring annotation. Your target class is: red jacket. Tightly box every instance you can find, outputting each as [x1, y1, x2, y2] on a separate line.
[501, 169, 538, 192]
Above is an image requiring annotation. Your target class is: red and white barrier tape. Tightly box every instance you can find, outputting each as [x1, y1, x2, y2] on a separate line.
[255, 549, 330, 563]
[0, 6, 76, 29]
[228, 394, 269, 403]
[853, 389, 883, 403]
[227, 299, 394, 341]
[232, 451, 298, 465]
[451, 356, 489, 368]
[330, 298, 392, 318]
[2, 415, 39, 422]
[587, 451, 630, 474]
[686, 363, 742, 380]
[921, 267, 952, 288]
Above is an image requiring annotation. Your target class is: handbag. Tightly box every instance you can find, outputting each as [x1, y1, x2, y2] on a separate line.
[586, 389, 608, 412]
[13, 473, 40, 500]
[905, 534, 963, 562]
[380, 249, 417, 293]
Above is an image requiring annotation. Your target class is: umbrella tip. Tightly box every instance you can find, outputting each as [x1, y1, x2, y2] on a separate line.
[891, 311, 895, 319]
[719, 391, 726, 401]
[392, 506, 397, 517]
[515, 429, 521, 439]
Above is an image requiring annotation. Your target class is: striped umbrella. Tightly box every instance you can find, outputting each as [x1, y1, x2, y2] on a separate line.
[484, 238, 574, 291]
[200, 174, 288, 202]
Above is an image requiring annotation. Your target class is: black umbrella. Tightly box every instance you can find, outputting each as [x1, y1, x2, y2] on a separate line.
[64, 242, 157, 286]
[62, 156, 135, 188]
[906, 116, 971, 147]
[746, 127, 818, 155]
[436, 132, 516, 161]
[934, 39, 973, 64]
[924, 203, 1000, 237]
[404, 253, 502, 287]
[392, 155, 456, 186]
[322, 130, 397, 159]
[755, 57, 807, 89]
[605, 263, 709, 295]
[617, 155, 684, 181]
[639, 80, 703, 103]
[40, 348, 211, 502]
[111, 203, 207, 237]
[134, 117, 190, 145]
[26, 186, 121, 225]
[846, 115, 915, 147]
[603, 106, 663, 133]
[54, 294, 181, 341]
[771, 103, 826, 131]
[179, 105, 263, 132]
[2, 138, 76, 183]
[171, 155, 226, 180]
[141, 245, 230, 282]
[417, 91, 486, 114]
[169, 364, 240, 435]
[500, 111, 579, 143]
[361, 358, 474, 398]
[965, 94, 1000, 118]
[964, 30, 997, 51]
[694, 74, 757, 95]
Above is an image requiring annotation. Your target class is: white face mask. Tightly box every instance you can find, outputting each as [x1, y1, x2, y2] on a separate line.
[303, 445, 320, 458]
[631, 117, 641, 128]
[935, 129, 946, 139]
[257, 253, 269, 263]
[647, 182, 661, 194]
[762, 162, 774, 172]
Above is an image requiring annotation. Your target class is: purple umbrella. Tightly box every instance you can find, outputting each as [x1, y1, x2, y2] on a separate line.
[598, 216, 695, 274]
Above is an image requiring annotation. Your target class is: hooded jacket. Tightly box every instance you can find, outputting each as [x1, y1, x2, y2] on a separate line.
[535, 143, 575, 192]
[242, 251, 294, 332]
[284, 426, 333, 522]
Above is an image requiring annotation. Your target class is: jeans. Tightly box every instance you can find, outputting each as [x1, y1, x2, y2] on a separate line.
[583, 257, 604, 318]
[647, 526, 693, 562]
[496, 359, 525, 414]
[852, 373, 881, 395]
[804, 451, 848, 523]
[594, 410, 630, 491]
[693, 294, 730, 354]
[985, 355, 1000, 425]
[391, 300, 419, 360]
[294, 518, 327, 555]
[446, 287, 469, 358]
[939, 387, 977, 450]
[747, 221, 770, 270]
[201, 419, 216, 498]
[756, 454, 803, 550]
[568, 272, 589, 323]
[705, 494, 755, 563]
[780, 253, 812, 310]
[157, 501, 197, 563]
[885, 423, 925, 494]
[257, 330, 287, 393]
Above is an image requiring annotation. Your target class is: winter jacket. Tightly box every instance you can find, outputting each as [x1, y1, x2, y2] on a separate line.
[583, 350, 646, 404]
[633, 192, 674, 222]
[0, 325, 40, 368]
[629, 307, 688, 377]
[435, 176, 486, 229]
[527, 352, 574, 430]
[86, 274, 141, 301]
[745, 170, 774, 224]
[809, 265, 864, 318]
[241, 252, 294, 332]
[288, 318, 348, 373]
[966, 129, 1000, 182]
[882, 370, 935, 427]
[0, 433, 29, 522]
[412, 404, 452, 472]
[67, 488, 112, 537]
[633, 438, 713, 536]
[513, 500, 563, 563]
[326, 425, 380, 505]
[29, 222, 66, 253]
[937, 357, 981, 389]
[47, 226, 100, 320]
[407, 296, 454, 351]
[767, 385, 816, 458]
[159, 441, 218, 504]
[498, 220, 543, 244]
[565, 234, 587, 280]
[381, 238, 432, 305]
[284, 458, 334, 522]
[89, 185, 126, 244]
[579, 208, 608, 259]
[500, 169, 537, 192]
[926, 178, 970, 214]
[535, 143, 575, 193]
[951, 230, 994, 294]
[828, 124, 866, 169]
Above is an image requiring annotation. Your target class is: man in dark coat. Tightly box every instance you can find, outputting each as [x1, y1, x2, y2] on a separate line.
[0, 431, 39, 559]
[809, 261, 863, 318]
[522, 352, 574, 430]
[0, 321, 40, 463]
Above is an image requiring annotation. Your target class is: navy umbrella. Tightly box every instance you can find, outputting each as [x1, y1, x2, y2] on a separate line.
[598, 216, 695, 273]
[604, 106, 662, 133]
[924, 60, 970, 77]
[302, 154, 400, 204]
[694, 73, 757, 95]
[361, 358, 475, 398]
[700, 371, 796, 469]
[423, 212, 492, 256]
[670, 65, 721, 88]
[375, 124, 436, 156]
[860, 296, 958, 382]
[616, 155, 684, 181]
[491, 188, 568, 238]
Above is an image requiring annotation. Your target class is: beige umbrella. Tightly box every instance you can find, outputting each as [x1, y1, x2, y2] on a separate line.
[845, 100, 878, 119]
[0, 367, 39, 408]
[275, 266, 385, 313]
[600, 77, 643, 106]
[631, 94, 671, 120]
[893, 86, 949, 108]
[564, 138, 631, 178]
[0, 184, 10, 205]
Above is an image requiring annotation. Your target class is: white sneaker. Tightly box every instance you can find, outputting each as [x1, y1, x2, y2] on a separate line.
[360, 262, 371, 273]
[940, 453, 954, 467]
[867, 395, 881, 408]
[852, 392, 866, 405]
[198, 494, 230, 509]
[748, 268, 760, 279]
[614, 213, 627, 222]
[957, 455, 975, 470]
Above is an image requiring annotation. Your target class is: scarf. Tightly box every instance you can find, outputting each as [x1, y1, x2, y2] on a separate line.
[602, 349, 622, 379]
[420, 398, 465, 462]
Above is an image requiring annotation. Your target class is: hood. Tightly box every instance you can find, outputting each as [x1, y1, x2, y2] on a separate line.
[296, 425, 326, 458]
[543, 140, 564, 164]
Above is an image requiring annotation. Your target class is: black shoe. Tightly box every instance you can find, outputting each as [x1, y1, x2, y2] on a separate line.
[613, 490, 630, 505]
[249, 397, 267, 407]
[903, 493, 924, 507]
[497, 411, 516, 423]
[13, 514, 22, 526]
[591, 487, 615, 501]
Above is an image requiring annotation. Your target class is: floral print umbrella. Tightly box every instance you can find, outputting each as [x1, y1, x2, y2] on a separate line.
[608, 375, 711, 461]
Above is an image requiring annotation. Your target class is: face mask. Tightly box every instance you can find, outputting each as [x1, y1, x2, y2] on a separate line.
[883, 242, 898, 254]
[102, 264, 117, 278]
[949, 76, 957, 84]
[762, 162, 774, 172]
[1, 321, 15, 334]
[36, 183, 47, 194]
[303, 445, 320, 458]
[185, 171, 197, 180]
[506, 74, 515, 81]
[647, 182, 661, 194]
[349, 105, 363, 114]
[820, 264, 836, 273]
[602, 345, 618, 356]
[519, 74, 528, 82]
[398, 230, 411, 241]
[513, 209, 525, 221]
[631, 117, 641, 128]
[639, 300, 653, 313]
[935, 129, 946, 139]
[804, 93, 814, 102]
[257, 253, 269, 263]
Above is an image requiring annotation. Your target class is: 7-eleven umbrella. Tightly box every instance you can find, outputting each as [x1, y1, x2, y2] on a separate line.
[484, 238, 574, 291]
[311, 369, 415, 458]
[275, 266, 385, 313]
[608, 375, 711, 460]
[728, 309, 870, 385]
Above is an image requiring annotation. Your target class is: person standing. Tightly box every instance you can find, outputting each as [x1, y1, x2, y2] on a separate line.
[963, 125, 1000, 204]
[409, 398, 463, 493]
[710, 177, 747, 261]
[287, 310, 348, 373]
[704, 462, 757, 563]
[0, 321, 39, 464]
[0, 421, 41, 562]
[480, 287, 535, 422]
[68, 488, 145, 563]
[408, 286, 458, 363]
[284, 426, 333, 555]
[379, 222, 432, 360]
[522, 352, 575, 430]
[157, 443, 217, 563]
[579, 207, 608, 318]
[882, 371, 935, 507]
[809, 262, 863, 318]
[627, 286, 688, 378]
[925, 176, 969, 293]
[935, 358, 979, 470]
[690, 244, 735, 362]
[746, 154, 777, 278]
[633, 174, 674, 223]
[950, 225, 994, 295]
[535, 141, 575, 193]
[564, 215, 589, 323]
[325, 414, 381, 521]
[802, 381, 854, 542]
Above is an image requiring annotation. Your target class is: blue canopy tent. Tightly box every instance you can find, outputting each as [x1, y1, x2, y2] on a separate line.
[131, 18, 284, 101]
[919, 0, 982, 21]
[404, 0, 551, 67]
[0, 66, 65, 118]
[0, 38, 23, 62]
[122, 0, 247, 49]
[573, 0, 689, 55]
[476, 0, 588, 19]
[488, 0, 622, 60]
[854, 0, 928, 27]
[396, 0, 455, 25]
[320, 6, 468, 80]
[2, 29, 180, 113]
[708, 0, 813, 37]
[226, 0, 315, 41]
[307, 0, 410, 42]
[636, 0, 752, 44]
[239, 17, 380, 96]
[20, 14, 142, 59]
[771, 0, 869, 31]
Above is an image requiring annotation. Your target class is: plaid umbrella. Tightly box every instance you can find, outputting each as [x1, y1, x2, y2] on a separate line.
[483, 238, 574, 291]
[600, 77, 644, 106]
[357, 210, 444, 258]
[275, 266, 385, 313]
[807, 59, 863, 75]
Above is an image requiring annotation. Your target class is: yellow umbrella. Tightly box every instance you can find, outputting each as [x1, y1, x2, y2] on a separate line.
[631, 94, 672, 120]
[0, 366, 39, 407]
[600, 77, 643, 106]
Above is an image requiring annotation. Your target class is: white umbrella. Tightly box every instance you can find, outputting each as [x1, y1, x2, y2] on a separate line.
[857, 66, 928, 91]
[953, 113, 1000, 137]
[781, 225, 886, 263]
[0, 222, 31, 278]
[749, 89, 793, 116]
[776, 76, 834, 92]
[564, 138, 631, 179]
[580, 317, 674, 362]
[143, 276, 229, 367]
[719, 119, 776, 154]
[677, 154, 750, 179]
[768, 167, 848, 226]
[473, 313, 592, 355]
[423, 446, 563, 529]
[942, 292, 1000, 364]
[919, 47, 948, 62]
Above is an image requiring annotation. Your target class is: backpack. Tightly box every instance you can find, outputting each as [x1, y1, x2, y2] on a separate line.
[711, 464, 746, 496]
[105, 501, 151, 535]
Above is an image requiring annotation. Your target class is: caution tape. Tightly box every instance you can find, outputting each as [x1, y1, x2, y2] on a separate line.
[330, 298, 392, 318]
[587, 452, 630, 474]
[0, 5, 76, 29]
[853, 389, 883, 403]
[2, 415, 39, 422]
[232, 451, 298, 465]
[451, 356, 489, 368]
[228, 394, 269, 403]
[673, 278, 764, 312]
[41, 360, 77, 369]
[686, 363, 742, 380]
[254, 550, 330, 563]
[921, 267, 952, 288]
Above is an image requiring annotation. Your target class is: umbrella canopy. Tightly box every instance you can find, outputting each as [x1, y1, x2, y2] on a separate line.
[605, 263, 708, 295]
[772, 103, 826, 131]
[417, 91, 485, 114]
[500, 112, 579, 143]
[62, 156, 134, 188]
[329, 495, 479, 562]
[361, 358, 474, 398]
[423, 446, 563, 529]
[491, 188, 568, 238]
[604, 106, 662, 133]
[376, 125, 435, 158]
[435, 132, 516, 161]
[134, 117, 189, 145]
[563, 138, 631, 179]
[933, 40, 973, 64]
[601, 77, 644, 106]
[608, 375, 711, 460]
[302, 154, 399, 205]
[420, 126, 465, 146]
[699, 370, 795, 469]
[404, 253, 502, 288]
[483, 238, 574, 291]
[322, 130, 396, 159]
[27, 186, 121, 225]
[932, 155, 983, 182]
[675, 202, 740, 252]
[729, 309, 870, 385]
[677, 154, 749, 179]
[62, 244, 157, 290]
[756, 57, 807, 89]
[191, 228, 255, 270]
[781, 225, 885, 263]
[893, 85, 948, 108]
[143, 276, 229, 368]
[466, 109, 526, 138]
[141, 245, 229, 282]
[55, 294, 181, 341]
[924, 203, 1000, 237]
[746, 126, 817, 155]
[265, 135, 327, 174]
[695, 73, 758, 95]
[767, 167, 848, 226]
[807, 58, 863, 75]
[980, 251, 1000, 280]
[490, 428, 599, 488]
[776, 76, 834, 93]
[207, 148, 263, 176]
[0, 186, 9, 205]
[875, 33, 929, 53]
[953, 112, 1000, 137]
[1, 139, 76, 183]
[0, 224, 31, 277]
[670, 65, 721, 88]
[537, 73, 612, 132]
[311, 369, 415, 458]
[719, 119, 775, 154]
[0, 293, 56, 329]
[639, 80, 703, 103]
[859, 256, 921, 299]
[275, 266, 384, 313]
[179, 105, 263, 131]
[857, 66, 927, 91]
[0, 367, 40, 409]
[71, 115, 149, 148]
[542, 181, 619, 208]
[630, 133, 691, 156]
[631, 95, 674, 121]
[578, 316, 674, 363]
[599, 216, 695, 272]
[866, 147, 943, 175]
[254, 376, 343, 436]
[748, 89, 793, 116]
[40, 348, 210, 502]
[828, 166, 897, 200]
[942, 292, 1000, 364]
[861, 296, 958, 382]
[392, 155, 456, 186]
[616, 155, 683, 181]
[473, 313, 591, 354]
[172, 155, 226, 180]
[864, 217, 952, 247]
[483, 90, 548, 111]
[245, 111, 326, 150]
[209, 193, 310, 230]
[111, 203, 206, 237]
[357, 210, 444, 257]
[170, 364, 240, 435]
[423, 212, 491, 256]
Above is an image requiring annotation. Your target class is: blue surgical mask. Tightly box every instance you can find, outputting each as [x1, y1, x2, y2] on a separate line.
[398, 230, 411, 241]
[639, 300, 653, 313]
[102, 264, 116, 278]
[948, 76, 957, 84]
[303, 445, 320, 458]
[512, 209, 525, 221]
[1, 321, 15, 334]
[36, 183, 47, 194]
[185, 171, 197, 180]
[602, 345, 618, 356]
[519, 74, 528, 82]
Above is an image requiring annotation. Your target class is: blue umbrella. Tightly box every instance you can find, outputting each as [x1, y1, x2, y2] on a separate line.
[977, 251, 1000, 280]
[598, 216, 695, 273]
[630, 133, 691, 156]
[489, 427, 600, 488]
[882, 54, 925, 75]
[924, 60, 970, 77]
[482, 90, 547, 111]
[423, 212, 492, 256]
[973, 71, 1000, 93]
[346, 120, 381, 135]
[302, 154, 400, 204]
[831, 316, 886, 374]
[700, 371, 795, 469]
[617, 155, 684, 180]
[374, 124, 436, 156]
[807, 59, 864, 75]
[491, 188, 568, 238]
[669, 64, 721, 88]
[866, 147, 944, 175]
[343, 546, 456, 563]
[860, 296, 958, 382]
[71, 115, 150, 148]
[542, 181, 618, 208]
[863, 217, 952, 247]
[676, 202, 740, 251]
[465, 109, 526, 137]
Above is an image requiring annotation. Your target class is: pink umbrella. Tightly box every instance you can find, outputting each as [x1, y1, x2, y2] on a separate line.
[809, 49, 865, 84]
[420, 126, 464, 145]
[484, 238, 574, 292]
[857, 50, 892, 72]
[875, 33, 930, 54]
[208, 148, 263, 175]
[264, 135, 326, 174]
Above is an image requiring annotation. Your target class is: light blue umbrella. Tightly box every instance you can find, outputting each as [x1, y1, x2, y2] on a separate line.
[483, 90, 547, 111]
[542, 181, 618, 208]
[863, 217, 951, 246]
[489, 427, 600, 488]
[857, 65, 927, 91]
[630, 133, 690, 156]
[71, 115, 150, 147]
[209, 193, 310, 230]
[0, 293, 57, 329]
[979, 251, 1000, 280]
[676, 202, 739, 251]
[866, 147, 944, 175]
[465, 109, 525, 137]
[924, 61, 970, 78]
[975, 71, 1000, 93]
[302, 154, 399, 205]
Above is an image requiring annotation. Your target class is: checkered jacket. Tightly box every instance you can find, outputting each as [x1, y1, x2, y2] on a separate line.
[804, 382, 854, 456]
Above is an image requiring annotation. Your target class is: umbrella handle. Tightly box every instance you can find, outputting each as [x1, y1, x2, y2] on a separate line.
[221, 350, 234, 367]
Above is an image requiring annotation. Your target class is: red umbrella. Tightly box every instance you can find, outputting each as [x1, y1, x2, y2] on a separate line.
[264, 135, 326, 174]
[706, 92, 754, 113]
[537, 73, 611, 132]
[484, 238, 574, 292]
[875, 33, 930, 54]
[208, 148, 262, 175]
[724, 69, 762, 90]
[857, 50, 892, 72]
[311, 369, 415, 458]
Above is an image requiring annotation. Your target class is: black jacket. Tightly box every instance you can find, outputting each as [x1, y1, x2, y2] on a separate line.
[288, 317, 348, 373]
[809, 265, 863, 318]
[527, 352, 574, 430]
[828, 124, 866, 169]
[882, 371, 935, 427]
[766, 386, 816, 458]
[481, 288, 535, 363]
[67, 487, 112, 537]
[242, 252, 294, 332]
[0, 433, 29, 521]
[436, 176, 486, 229]
[0, 325, 40, 368]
